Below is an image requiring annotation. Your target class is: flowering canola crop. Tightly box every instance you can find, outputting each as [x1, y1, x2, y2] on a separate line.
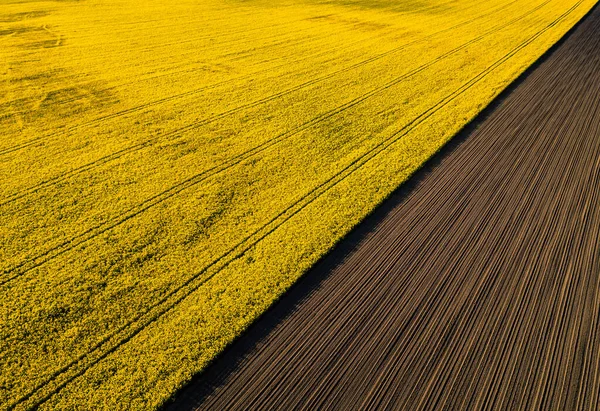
[0, 0, 596, 408]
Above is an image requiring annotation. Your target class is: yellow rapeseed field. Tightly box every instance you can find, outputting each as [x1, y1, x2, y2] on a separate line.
[0, 0, 596, 408]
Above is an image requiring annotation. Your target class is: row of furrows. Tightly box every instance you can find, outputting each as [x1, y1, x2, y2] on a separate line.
[420, 34, 600, 411]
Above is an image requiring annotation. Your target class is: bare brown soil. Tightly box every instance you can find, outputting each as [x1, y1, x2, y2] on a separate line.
[165, 4, 600, 409]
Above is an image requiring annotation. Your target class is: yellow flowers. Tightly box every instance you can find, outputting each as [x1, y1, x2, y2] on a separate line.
[0, 0, 595, 408]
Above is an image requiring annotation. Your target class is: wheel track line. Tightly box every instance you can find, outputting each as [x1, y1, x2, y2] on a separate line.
[0, 0, 540, 278]
[7, 9, 580, 408]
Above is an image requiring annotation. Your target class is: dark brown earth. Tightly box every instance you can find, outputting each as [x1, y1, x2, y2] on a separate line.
[166, 4, 600, 410]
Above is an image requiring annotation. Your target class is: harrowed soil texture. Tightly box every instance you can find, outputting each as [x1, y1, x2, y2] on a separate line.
[166, 4, 600, 410]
